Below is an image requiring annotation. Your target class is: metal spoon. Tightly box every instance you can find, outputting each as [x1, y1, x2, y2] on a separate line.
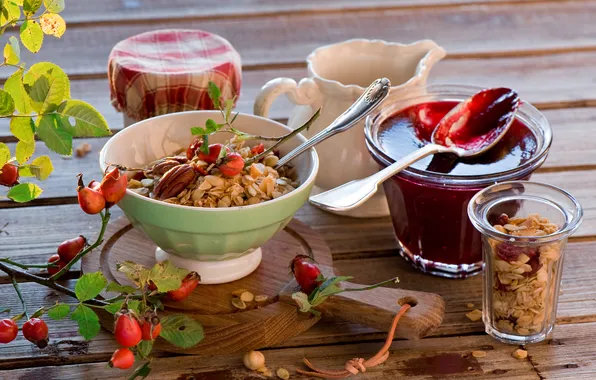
[274, 77, 391, 168]
[309, 87, 520, 212]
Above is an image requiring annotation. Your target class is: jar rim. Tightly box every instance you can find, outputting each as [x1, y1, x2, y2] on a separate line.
[467, 180, 583, 244]
[364, 84, 553, 186]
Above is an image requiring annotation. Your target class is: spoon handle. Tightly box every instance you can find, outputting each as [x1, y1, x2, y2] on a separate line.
[310, 144, 447, 212]
[275, 77, 391, 168]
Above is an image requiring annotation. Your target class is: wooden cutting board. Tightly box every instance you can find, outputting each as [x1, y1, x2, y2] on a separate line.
[81, 217, 445, 354]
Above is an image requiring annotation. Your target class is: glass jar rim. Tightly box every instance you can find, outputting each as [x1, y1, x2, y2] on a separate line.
[365, 84, 553, 187]
[467, 180, 583, 244]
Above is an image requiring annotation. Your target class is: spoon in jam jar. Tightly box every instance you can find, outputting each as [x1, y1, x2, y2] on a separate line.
[309, 87, 521, 212]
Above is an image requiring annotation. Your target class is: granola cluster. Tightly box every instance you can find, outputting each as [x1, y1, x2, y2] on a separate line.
[127, 140, 299, 208]
[488, 213, 561, 336]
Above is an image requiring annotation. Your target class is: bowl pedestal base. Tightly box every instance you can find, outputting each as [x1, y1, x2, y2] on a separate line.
[155, 247, 262, 284]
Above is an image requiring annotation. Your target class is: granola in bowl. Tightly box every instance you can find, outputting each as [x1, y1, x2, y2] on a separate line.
[487, 213, 562, 337]
[126, 139, 299, 208]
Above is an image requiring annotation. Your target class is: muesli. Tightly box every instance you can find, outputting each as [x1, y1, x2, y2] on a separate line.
[488, 213, 561, 336]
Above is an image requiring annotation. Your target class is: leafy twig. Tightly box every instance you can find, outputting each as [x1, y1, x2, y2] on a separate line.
[0, 258, 57, 269]
[11, 275, 29, 319]
[49, 209, 111, 280]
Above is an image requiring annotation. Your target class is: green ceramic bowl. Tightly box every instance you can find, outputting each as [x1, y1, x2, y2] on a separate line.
[99, 111, 318, 283]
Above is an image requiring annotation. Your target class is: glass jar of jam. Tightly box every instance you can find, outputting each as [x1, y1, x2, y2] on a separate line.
[364, 85, 552, 278]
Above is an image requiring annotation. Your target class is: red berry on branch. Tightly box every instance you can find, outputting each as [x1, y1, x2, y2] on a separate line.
[76, 174, 106, 214]
[0, 163, 19, 187]
[108, 347, 135, 369]
[57, 235, 87, 263]
[217, 153, 244, 177]
[141, 316, 162, 341]
[0, 319, 18, 344]
[47, 254, 66, 276]
[290, 255, 323, 295]
[22, 318, 49, 348]
[88, 180, 101, 191]
[167, 272, 200, 301]
[100, 167, 128, 204]
[251, 143, 265, 155]
[114, 312, 142, 348]
[198, 143, 229, 164]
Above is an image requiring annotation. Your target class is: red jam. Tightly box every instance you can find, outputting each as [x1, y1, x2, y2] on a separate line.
[376, 100, 538, 277]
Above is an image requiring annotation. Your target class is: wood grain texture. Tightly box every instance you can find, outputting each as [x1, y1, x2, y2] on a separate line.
[3, 1, 596, 79]
[60, 0, 551, 24]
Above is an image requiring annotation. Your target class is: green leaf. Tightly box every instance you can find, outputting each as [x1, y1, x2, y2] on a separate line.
[36, 114, 72, 155]
[43, 0, 64, 12]
[160, 315, 204, 349]
[224, 99, 234, 122]
[75, 272, 107, 301]
[19, 20, 44, 53]
[47, 303, 70, 320]
[207, 81, 221, 109]
[23, 0, 42, 15]
[4, 36, 20, 65]
[199, 135, 209, 154]
[309, 276, 353, 306]
[9, 117, 34, 142]
[70, 304, 100, 340]
[7, 183, 42, 202]
[24, 62, 70, 113]
[148, 260, 189, 293]
[116, 261, 151, 287]
[57, 100, 111, 137]
[104, 299, 140, 314]
[0, 143, 10, 167]
[205, 119, 218, 134]
[1, 1, 20, 26]
[15, 139, 34, 164]
[39, 13, 65, 37]
[0, 89, 15, 116]
[106, 282, 138, 295]
[137, 340, 153, 359]
[190, 127, 205, 136]
[28, 155, 53, 180]
[129, 362, 152, 380]
[4, 69, 33, 114]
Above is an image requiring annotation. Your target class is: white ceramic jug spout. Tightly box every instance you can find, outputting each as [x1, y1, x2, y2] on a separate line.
[254, 39, 446, 218]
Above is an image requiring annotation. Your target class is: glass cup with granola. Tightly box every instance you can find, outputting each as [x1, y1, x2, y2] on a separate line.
[468, 181, 583, 344]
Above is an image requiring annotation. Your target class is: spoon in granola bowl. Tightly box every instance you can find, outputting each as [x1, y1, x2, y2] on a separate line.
[309, 87, 521, 212]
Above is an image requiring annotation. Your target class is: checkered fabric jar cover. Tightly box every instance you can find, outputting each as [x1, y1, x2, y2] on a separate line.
[108, 29, 242, 122]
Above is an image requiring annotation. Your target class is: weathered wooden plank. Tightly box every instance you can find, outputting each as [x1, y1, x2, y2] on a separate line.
[61, 0, 551, 24]
[4, 1, 596, 79]
[0, 329, 544, 378]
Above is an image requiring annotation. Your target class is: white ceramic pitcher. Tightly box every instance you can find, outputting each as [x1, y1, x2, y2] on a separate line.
[254, 39, 446, 218]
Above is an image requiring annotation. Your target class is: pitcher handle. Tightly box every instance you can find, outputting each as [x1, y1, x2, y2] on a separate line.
[254, 77, 320, 118]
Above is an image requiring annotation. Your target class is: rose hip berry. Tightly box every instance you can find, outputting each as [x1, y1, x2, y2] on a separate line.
[0, 163, 19, 187]
[167, 272, 200, 301]
[290, 255, 323, 295]
[114, 312, 142, 348]
[0, 319, 18, 344]
[186, 137, 203, 160]
[77, 174, 106, 214]
[57, 235, 87, 263]
[198, 143, 229, 164]
[100, 167, 127, 204]
[141, 315, 162, 341]
[47, 254, 66, 276]
[217, 152, 244, 177]
[109, 347, 135, 369]
[251, 143, 265, 155]
[88, 180, 101, 191]
[22, 318, 49, 348]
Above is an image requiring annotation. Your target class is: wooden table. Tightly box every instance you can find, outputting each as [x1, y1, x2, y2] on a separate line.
[1, 0, 595, 378]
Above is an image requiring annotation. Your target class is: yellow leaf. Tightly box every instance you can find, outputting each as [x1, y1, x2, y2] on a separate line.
[39, 13, 65, 38]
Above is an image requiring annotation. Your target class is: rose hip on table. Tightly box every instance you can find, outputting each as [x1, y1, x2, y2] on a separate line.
[109, 347, 135, 369]
[290, 255, 323, 295]
[0, 319, 18, 344]
[22, 318, 49, 349]
[114, 311, 142, 348]
[0, 163, 19, 187]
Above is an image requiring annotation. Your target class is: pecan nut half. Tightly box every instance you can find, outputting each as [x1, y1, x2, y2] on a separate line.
[153, 164, 196, 200]
[152, 159, 183, 176]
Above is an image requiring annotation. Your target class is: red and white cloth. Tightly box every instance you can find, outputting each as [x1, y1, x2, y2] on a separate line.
[108, 29, 242, 122]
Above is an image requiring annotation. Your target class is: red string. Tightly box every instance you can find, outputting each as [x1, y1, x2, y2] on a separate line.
[296, 303, 412, 379]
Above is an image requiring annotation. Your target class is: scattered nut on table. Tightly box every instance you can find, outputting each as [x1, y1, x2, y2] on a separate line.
[466, 303, 475, 309]
[232, 288, 248, 297]
[240, 291, 255, 303]
[472, 350, 487, 358]
[276, 367, 290, 379]
[466, 309, 483, 322]
[512, 349, 528, 359]
[255, 294, 268, 302]
[243, 350, 265, 370]
[232, 298, 247, 310]
[74, 142, 92, 158]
